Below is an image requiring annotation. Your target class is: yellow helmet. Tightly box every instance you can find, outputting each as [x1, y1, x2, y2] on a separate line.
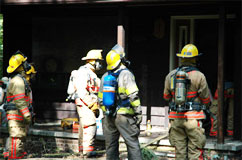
[7, 54, 27, 73]
[81, 49, 103, 60]
[176, 44, 202, 58]
[106, 51, 121, 70]
[26, 65, 37, 75]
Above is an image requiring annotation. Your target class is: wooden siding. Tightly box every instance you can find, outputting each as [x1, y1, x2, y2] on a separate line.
[140, 106, 169, 131]
[35, 102, 78, 122]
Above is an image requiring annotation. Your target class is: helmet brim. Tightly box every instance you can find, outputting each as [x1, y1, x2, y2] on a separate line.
[81, 57, 89, 60]
[176, 52, 203, 58]
[81, 57, 103, 60]
[7, 66, 17, 73]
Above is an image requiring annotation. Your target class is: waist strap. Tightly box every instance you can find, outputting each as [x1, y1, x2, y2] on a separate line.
[4, 103, 17, 111]
[169, 102, 205, 112]
[105, 99, 130, 116]
[117, 98, 130, 107]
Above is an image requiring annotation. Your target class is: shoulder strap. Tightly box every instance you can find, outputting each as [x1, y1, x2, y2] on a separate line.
[172, 66, 199, 81]
[82, 65, 92, 79]
[109, 68, 128, 78]
[181, 66, 199, 73]
[171, 67, 181, 78]
[2, 88, 7, 105]
[17, 74, 31, 96]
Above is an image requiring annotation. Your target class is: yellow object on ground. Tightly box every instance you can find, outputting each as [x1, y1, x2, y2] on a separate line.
[61, 117, 79, 130]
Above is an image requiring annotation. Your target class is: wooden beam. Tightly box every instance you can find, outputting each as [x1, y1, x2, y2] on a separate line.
[117, 25, 125, 49]
[117, 7, 125, 49]
[217, 6, 225, 144]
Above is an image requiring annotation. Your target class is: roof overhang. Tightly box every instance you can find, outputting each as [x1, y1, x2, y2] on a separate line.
[2, 0, 172, 5]
[3, 0, 230, 5]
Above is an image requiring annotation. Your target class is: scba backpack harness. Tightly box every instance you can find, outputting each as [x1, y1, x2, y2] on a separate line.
[103, 69, 129, 116]
[4, 74, 31, 111]
[169, 66, 207, 112]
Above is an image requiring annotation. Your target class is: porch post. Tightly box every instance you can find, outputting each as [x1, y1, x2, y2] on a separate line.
[217, 6, 225, 144]
[117, 7, 125, 50]
[169, 17, 175, 71]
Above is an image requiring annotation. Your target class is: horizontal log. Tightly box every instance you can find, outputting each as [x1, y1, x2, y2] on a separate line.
[36, 110, 78, 120]
[34, 102, 77, 111]
[151, 106, 169, 116]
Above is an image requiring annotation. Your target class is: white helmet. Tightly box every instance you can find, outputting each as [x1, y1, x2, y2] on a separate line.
[81, 49, 103, 60]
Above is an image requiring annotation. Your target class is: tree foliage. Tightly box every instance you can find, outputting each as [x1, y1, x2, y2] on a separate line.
[0, 14, 3, 78]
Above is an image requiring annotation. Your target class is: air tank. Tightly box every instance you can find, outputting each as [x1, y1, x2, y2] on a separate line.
[175, 70, 188, 105]
[103, 74, 116, 108]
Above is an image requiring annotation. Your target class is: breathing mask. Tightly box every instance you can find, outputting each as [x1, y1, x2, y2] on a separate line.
[95, 60, 103, 71]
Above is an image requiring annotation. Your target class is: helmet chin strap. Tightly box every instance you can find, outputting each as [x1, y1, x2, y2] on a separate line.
[15, 65, 24, 72]
[111, 62, 121, 72]
[86, 59, 95, 70]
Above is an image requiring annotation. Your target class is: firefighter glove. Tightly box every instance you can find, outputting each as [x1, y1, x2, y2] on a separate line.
[90, 103, 100, 118]
[134, 105, 142, 125]
[135, 114, 142, 125]
[24, 116, 32, 125]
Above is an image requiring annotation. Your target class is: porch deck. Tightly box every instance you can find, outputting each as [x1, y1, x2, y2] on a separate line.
[1, 122, 242, 159]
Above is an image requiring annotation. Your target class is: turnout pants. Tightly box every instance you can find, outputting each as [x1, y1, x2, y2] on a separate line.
[209, 98, 234, 136]
[103, 114, 142, 160]
[4, 137, 27, 159]
[209, 100, 218, 136]
[4, 118, 28, 159]
[169, 119, 206, 160]
[227, 98, 234, 135]
[76, 105, 96, 155]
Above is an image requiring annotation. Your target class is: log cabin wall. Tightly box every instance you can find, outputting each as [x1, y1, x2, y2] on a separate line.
[1, 1, 241, 138]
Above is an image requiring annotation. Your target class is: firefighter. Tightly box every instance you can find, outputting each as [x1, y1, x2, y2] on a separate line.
[25, 64, 37, 125]
[163, 44, 211, 159]
[98, 45, 142, 160]
[209, 82, 234, 137]
[3, 51, 33, 159]
[25, 64, 37, 83]
[73, 49, 103, 158]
